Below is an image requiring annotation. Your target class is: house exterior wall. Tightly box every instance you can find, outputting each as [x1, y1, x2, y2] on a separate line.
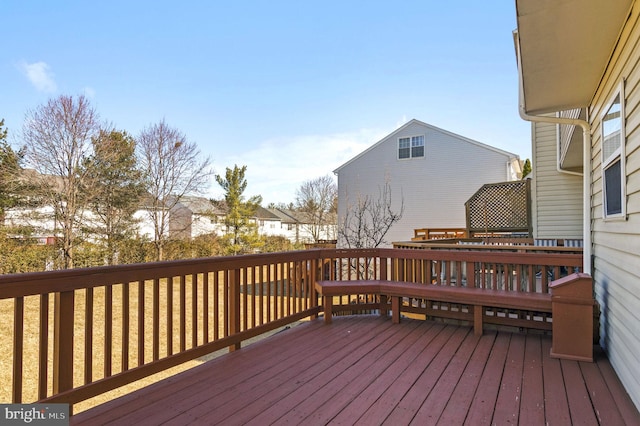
[587, 3, 640, 408]
[335, 120, 518, 246]
[531, 120, 583, 239]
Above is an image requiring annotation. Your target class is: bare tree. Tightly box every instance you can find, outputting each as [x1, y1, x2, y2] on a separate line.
[295, 175, 337, 243]
[23, 95, 101, 269]
[137, 119, 212, 261]
[338, 182, 404, 249]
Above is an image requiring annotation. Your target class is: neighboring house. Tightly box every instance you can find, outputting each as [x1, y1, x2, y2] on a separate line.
[334, 119, 521, 246]
[267, 208, 302, 242]
[253, 207, 284, 237]
[266, 208, 337, 244]
[167, 196, 225, 240]
[515, 0, 640, 409]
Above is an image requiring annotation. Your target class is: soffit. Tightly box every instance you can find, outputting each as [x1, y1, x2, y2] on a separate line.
[516, 0, 632, 114]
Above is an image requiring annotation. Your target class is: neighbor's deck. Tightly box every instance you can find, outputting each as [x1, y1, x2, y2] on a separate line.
[72, 317, 639, 425]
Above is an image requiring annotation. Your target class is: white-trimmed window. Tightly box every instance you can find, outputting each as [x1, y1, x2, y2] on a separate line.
[398, 135, 424, 159]
[601, 82, 626, 219]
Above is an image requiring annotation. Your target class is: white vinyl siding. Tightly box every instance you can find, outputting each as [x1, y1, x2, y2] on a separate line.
[531, 120, 583, 239]
[588, 4, 640, 409]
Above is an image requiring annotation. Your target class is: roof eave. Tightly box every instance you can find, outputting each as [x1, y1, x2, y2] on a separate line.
[516, 0, 632, 114]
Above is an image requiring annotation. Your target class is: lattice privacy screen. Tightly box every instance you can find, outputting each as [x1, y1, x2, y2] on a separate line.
[465, 180, 531, 236]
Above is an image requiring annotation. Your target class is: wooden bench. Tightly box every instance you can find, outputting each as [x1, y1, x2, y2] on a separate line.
[315, 280, 552, 336]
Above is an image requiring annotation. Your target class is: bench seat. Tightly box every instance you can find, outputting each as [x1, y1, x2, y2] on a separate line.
[315, 280, 552, 335]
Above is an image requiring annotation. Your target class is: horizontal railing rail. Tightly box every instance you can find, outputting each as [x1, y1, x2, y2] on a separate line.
[0, 247, 583, 412]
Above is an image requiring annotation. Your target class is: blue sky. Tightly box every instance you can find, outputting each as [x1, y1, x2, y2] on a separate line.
[3, 1, 530, 205]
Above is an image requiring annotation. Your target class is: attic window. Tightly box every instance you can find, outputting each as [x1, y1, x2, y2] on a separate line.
[398, 135, 424, 159]
[601, 83, 626, 219]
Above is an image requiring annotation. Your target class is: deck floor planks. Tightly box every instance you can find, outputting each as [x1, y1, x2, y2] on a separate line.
[382, 326, 470, 425]
[410, 331, 483, 425]
[318, 323, 444, 424]
[492, 332, 526, 424]
[76, 316, 365, 425]
[295, 321, 439, 425]
[256, 319, 425, 425]
[519, 334, 545, 425]
[594, 348, 640, 425]
[436, 331, 497, 425]
[579, 356, 626, 425]
[540, 337, 572, 423]
[561, 358, 599, 425]
[464, 332, 512, 425]
[187, 319, 392, 414]
[69, 317, 640, 426]
[208, 318, 401, 425]
[333, 324, 454, 424]
[131, 317, 366, 426]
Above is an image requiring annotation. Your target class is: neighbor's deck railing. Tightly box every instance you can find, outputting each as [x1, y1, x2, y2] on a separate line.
[0, 248, 582, 412]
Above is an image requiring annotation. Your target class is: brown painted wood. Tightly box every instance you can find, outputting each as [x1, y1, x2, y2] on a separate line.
[339, 324, 449, 425]
[540, 338, 571, 423]
[519, 334, 545, 425]
[493, 333, 525, 424]
[595, 347, 640, 425]
[83, 288, 93, 385]
[70, 318, 639, 425]
[436, 331, 497, 425]
[38, 293, 49, 400]
[13, 297, 24, 403]
[121, 282, 130, 372]
[561, 358, 598, 424]
[73, 314, 358, 425]
[383, 327, 470, 424]
[465, 332, 512, 425]
[104, 284, 113, 377]
[410, 330, 481, 424]
[579, 356, 625, 425]
[137, 280, 145, 367]
[53, 291, 74, 394]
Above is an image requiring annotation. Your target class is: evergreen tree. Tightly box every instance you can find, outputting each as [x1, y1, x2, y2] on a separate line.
[214, 165, 263, 255]
[522, 158, 532, 179]
[0, 119, 17, 221]
[83, 129, 146, 265]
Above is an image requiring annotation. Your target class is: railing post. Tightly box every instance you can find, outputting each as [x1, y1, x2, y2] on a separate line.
[229, 269, 241, 352]
[53, 290, 74, 395]
[311, 258, 319, 318]
[380, 255, 388, 281]
[13, 297, 24, 403]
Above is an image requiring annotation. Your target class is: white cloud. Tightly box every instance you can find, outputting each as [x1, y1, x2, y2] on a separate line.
[18, 61, 57, 92]
[83, 86, 96, 98]
[216, 128, 385, 205]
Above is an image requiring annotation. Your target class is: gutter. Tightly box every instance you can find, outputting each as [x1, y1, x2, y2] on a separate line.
[514, 30, 592, 274]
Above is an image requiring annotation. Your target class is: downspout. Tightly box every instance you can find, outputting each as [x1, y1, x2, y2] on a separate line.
[514, 30, 592, 274]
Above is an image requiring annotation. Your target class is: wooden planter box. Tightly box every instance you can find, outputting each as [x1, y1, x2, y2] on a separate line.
[550, 273, 594, 362]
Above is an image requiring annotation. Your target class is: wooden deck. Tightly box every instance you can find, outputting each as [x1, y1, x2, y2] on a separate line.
[72, 317, 639, 425]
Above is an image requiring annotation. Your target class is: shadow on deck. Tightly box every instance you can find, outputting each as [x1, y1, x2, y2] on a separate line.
[72, 317, 639, 425]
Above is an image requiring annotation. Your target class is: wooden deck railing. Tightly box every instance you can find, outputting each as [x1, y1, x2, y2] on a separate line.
[0, 248, 583, 412]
